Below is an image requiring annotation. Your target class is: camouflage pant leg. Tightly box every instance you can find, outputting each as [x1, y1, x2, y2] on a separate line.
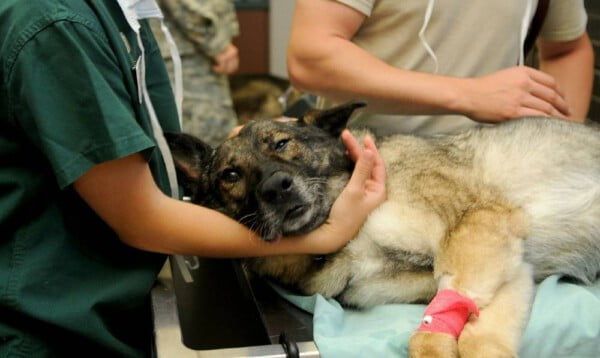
[151, 18, 239, 146]
[178, 57, 238, 146]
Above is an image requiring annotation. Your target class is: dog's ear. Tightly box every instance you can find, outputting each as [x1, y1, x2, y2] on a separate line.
[300, 101, 366, 137]
[164, 132, 214, 202]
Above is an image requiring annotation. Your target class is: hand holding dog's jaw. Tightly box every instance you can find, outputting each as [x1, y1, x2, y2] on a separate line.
[285, 131, 386, 254]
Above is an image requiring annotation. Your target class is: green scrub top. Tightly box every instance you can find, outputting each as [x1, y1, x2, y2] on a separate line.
[0, 0, 180, 356]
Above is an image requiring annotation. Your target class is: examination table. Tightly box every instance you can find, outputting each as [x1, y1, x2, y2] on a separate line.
[151, 255, 319, 358]
[149, 94, 600, 357]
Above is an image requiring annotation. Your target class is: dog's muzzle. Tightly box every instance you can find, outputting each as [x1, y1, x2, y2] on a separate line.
[258, 171, 312, 230]
[259, 171, 294, 204]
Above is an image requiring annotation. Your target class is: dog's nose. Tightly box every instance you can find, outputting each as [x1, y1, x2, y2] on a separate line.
[259, 172, 293, 204]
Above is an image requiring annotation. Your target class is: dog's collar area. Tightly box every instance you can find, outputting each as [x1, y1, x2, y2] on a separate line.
[416, 289, 479, 338]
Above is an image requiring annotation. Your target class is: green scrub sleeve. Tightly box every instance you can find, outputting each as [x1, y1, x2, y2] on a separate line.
[6, 17, 155, 189]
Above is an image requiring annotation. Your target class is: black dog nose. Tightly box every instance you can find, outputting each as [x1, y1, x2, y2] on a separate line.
[259, 172, 293, 204]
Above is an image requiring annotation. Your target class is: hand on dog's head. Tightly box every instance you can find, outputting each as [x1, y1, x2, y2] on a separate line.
[165, 101, 366, 240]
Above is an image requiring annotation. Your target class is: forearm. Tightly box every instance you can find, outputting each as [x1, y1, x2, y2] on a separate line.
[288, 33, 463, 116]
[120, 193, 350, 257]
[288, 33, 569, 122]
[538, 33, 595, 122]
[119, 194, 267, 257]
[75, 136, 385, 258]
[75, 153, 342, 257]
[287, 0, 568, 122]
[287, 0, 465, 116]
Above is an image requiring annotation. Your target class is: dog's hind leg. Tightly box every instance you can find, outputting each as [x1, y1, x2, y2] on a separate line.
[409, 204, 533, 358]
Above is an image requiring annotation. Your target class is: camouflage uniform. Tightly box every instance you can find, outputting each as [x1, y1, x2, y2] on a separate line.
[154, 0, 239, 146]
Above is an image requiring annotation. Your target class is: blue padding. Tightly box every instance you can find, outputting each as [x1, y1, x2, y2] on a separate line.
[274, 275, 600, 358]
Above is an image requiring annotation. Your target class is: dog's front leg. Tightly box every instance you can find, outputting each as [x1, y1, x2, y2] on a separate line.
[409, 205, 532, 358]
[457, 264, 533, 358]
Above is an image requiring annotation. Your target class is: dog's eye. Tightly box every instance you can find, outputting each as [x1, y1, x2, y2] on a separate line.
[273, 138, 289, 152]
[220, 169, 241, 183]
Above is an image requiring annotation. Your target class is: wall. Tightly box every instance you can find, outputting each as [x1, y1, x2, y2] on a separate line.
[269, 0, 295, 78]
[588, 2, 600, 120]
[233, 0, 270, 74]
[231, 0, 295, 76]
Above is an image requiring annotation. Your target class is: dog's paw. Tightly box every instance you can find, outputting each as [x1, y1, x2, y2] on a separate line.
[408, 331, 458, 358]
[458, 331, 516, 358]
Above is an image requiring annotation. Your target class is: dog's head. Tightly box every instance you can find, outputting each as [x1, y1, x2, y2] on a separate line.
[166, 102, 366, 242]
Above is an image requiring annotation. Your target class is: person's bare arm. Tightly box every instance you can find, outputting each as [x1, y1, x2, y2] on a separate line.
[537, 33, 594, 122]
[287, 0, 570, 122]
[73, 131, 385, 257]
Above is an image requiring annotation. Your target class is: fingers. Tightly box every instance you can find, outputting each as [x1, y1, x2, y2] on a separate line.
[522, 95, 567, 118]
[362, 134, 386, 183]
[341, 129, 373, 187]
[347, 148, 375, 191]
[471, 67, 575, 122]
[513, 108, 552, 118]
[525, 67, 564, 97]
[224, 55, 239, 74]
[309, 130, 386, 254]
[212, 58, 237, 74]
[212, 45, 239, 74]
[212, 62, 225, 74]
[342, 130, 386, 188]
[341, 130, 361, 162]
[525, 68, 570, 117]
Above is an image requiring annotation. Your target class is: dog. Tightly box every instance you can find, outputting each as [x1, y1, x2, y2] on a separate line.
[166, 102, 600, 358]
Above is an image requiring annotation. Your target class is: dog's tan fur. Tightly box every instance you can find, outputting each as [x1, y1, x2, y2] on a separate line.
[167, 103, 600, 357]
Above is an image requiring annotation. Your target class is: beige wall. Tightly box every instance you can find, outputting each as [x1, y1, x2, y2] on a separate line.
[269, 0, 295, 78]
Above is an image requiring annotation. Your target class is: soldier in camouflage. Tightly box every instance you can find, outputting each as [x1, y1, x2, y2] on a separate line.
[154, 0, 240, 146]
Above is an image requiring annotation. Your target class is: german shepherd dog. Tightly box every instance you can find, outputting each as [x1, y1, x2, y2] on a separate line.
[166, 102, 600, 358]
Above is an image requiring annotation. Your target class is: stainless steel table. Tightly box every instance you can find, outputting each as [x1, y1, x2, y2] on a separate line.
[151, 255, 320, 358]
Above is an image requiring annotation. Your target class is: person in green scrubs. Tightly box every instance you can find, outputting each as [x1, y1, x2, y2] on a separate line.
[0, 0, 386, 356]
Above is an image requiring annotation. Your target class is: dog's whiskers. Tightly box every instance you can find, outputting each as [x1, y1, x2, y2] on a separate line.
[238, 212, 257, 225]
[305, 177, 328, 185]
[236, 212, 266, 242]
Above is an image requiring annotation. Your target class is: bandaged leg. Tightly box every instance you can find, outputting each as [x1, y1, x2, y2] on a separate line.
[416, 289, 479, 338]
[458, 264, 533, 358]
[409, 205, 530, 358]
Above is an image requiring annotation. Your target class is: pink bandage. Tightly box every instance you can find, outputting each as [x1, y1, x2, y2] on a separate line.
[416, 289, 479, 338]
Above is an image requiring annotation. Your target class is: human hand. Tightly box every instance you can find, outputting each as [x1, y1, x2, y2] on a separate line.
[212, 43, 239, 74]
[305, 130, 386, 254]
[460, 66, 571, 122]
[337, 129, 386, 216]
